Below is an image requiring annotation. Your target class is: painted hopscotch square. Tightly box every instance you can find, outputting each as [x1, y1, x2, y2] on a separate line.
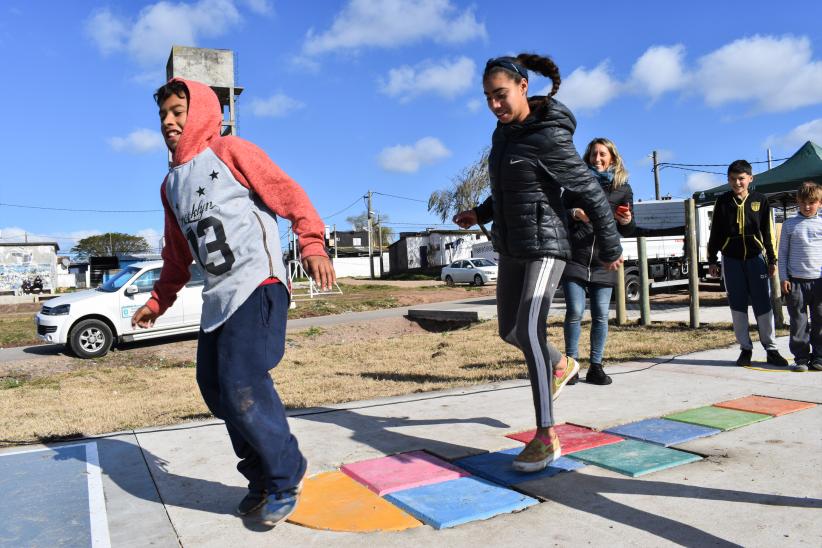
[713, 395, 816, 417]
[288, 471, 421, 532]
[605, 418, 721, 447]
[664, 406, 771, 431]
[506, 423, 623, 454]
[568, 439, 702, 477]
[384, 476, 539, 529]
[340, 450, 469, 496]
[454, 447, 585, 487]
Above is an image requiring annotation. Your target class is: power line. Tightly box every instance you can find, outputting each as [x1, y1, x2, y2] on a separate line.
[656, 157, 789, 169]
[372, 191, 428, 203]
[322, 196, 364, 220]
[0, 202, 162, 213]
[659, 166, 726, 176]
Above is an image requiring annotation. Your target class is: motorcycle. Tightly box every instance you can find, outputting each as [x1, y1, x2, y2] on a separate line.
[21, 276, 44, 295]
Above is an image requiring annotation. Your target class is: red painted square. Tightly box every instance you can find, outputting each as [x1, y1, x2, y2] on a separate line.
[506, 423, 623, 454]
[341, 450, 470, 496]
[713, 395, 816, 417]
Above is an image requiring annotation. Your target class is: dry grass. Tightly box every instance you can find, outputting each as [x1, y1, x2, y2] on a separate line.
[0, 320, 777, 447]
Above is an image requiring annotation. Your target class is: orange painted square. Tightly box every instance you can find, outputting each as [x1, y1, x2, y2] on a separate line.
[713, 396, 816, 417]
[288, 471, 421, 532]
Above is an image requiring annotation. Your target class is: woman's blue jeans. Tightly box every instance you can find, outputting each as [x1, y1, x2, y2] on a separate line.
[563, 278, 612, 365]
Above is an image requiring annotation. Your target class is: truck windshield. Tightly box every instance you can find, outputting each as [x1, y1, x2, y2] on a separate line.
[98, 266, 140, 293]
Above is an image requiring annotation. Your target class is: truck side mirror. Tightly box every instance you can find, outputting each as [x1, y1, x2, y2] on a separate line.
[124, 286, 139, 295]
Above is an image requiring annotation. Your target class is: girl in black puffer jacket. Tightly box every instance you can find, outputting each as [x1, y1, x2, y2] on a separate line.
[562, 138, 636, 387]
[453, 54, 623, 474]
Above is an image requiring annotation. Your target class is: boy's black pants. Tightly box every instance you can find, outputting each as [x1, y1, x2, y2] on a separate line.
[196, 283, 306, 494]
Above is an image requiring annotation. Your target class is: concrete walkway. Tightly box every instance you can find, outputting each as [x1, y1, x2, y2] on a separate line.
[1, 337, 820, 547]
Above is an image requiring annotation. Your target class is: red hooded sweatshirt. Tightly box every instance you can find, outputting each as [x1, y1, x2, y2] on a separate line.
[147, 78, 326, 323]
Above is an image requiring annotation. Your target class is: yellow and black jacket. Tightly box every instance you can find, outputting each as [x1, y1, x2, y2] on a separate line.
[707, 190, 776, 266]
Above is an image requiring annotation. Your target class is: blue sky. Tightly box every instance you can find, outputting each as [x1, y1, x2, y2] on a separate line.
[1, 0, 821, 254]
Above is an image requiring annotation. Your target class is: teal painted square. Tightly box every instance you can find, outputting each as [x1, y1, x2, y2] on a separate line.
[568, 439, 701, 477]
[664, 406, 771, 431]
[384, 476, 538, 529]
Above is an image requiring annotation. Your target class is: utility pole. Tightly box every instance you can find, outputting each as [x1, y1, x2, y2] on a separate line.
[376, 215, 384, 278]
[109, 233, 113, 256]
[652, 150, 661, 200]
[765, 147, 785, 328]
[367, 191, 374, 279]
[332, 224, 338, 259]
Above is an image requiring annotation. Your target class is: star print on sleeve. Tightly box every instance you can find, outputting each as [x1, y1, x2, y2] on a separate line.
[209, 170, 219, 181]
[196, 187, 205, 196]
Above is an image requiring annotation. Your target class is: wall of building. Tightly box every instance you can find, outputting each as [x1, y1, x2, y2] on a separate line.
[332, 253, 390, 278]
[0, 244, 57, 294]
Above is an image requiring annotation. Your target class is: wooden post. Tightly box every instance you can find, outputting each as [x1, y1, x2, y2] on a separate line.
[638, 236, 651, 326]
[367, 191, 374, 279]
[770, 213, 785, 328]
[685, 199, 700, 328]
[615, 262, 627, 326]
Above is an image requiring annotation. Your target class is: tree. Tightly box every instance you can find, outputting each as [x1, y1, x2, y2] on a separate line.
[428, 147, 491, 224]
[345, 211, 391, 246]
[71, 232, 151, 259]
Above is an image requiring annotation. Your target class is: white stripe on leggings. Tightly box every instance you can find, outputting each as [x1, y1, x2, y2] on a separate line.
[528, 257, 554, 426]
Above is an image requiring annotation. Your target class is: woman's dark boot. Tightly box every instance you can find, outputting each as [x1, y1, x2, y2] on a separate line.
[585, 363, 612, 385]
[566, 373, 579, 385]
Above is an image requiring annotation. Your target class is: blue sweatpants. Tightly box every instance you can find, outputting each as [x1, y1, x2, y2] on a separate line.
[196, 283, 306, 494]
[721, 255, 777, 351]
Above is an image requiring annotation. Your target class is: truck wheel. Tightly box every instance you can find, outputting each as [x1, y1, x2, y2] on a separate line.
[473, 274, 484, 286]
[625, 273, 641, 303]
[69, 319, 113, 359]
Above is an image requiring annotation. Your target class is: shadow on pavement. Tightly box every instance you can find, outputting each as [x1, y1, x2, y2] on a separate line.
[523, 470, 822, 547]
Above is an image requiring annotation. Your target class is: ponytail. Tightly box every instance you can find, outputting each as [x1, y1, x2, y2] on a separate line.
[515, 54, 561, 97]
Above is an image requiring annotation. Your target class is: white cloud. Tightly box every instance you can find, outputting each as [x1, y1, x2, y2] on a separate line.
[249, 93, 305, 117]
[241, 0, 272, 15]
[694, 35, 822, 112]
[683, 172, 724, 193]
[86, 0, 242, 67]
[303, 0, 486, 56]
[378, 137, 451, 173]
[136, 228, 164, 252]
[0, 227, 105, 251]
[379, 57, 475, 101]
[552, 61, 622, 112]
[466, 98, 483, 112]
[764, 118, 822, 150]
[108, 128, 165, 153]
[630, 44, 688, 99]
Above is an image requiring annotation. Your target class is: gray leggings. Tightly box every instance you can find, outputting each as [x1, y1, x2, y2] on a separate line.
[496, 255, 565, 428]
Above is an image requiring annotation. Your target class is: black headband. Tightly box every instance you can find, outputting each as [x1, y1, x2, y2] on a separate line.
[485, 58, 528, 80]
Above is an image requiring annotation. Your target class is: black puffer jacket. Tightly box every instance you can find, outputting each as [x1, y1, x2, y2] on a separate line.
[563, 174, 636, 287]
[474, 97, 621, 263]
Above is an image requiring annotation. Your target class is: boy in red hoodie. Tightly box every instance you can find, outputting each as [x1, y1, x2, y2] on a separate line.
[132, 79, 334, 526]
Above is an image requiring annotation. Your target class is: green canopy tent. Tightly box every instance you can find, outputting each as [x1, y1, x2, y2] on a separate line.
[693, 141, 822, 208]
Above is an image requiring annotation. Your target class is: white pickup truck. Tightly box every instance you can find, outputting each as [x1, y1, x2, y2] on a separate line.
[35, 260, 204, 358]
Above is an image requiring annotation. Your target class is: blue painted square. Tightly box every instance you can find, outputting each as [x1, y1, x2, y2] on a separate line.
[568, 439, 702, 477]
[384, 476, 538, 529]
[454, 447, 585, 487]
[604, 418, 721, 447]
[0, 445, 92, 546]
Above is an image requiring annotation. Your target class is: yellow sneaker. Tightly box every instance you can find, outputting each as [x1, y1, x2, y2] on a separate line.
[512, 432, 562, 472]
[553, 356, 580, 400]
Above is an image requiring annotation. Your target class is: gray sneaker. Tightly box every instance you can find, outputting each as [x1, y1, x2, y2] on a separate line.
[792, 363, 809, 372]
[810, 357, 822, 371]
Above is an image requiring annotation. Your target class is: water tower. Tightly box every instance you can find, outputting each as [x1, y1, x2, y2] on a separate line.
[166, 46, 243, 136]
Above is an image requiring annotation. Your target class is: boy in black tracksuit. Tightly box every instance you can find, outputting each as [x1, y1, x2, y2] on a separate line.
[707, 160, 788, 367]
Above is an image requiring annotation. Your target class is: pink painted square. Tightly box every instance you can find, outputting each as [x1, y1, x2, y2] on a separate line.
[341, 450, 470, 496]
[506, 423, 623, 454]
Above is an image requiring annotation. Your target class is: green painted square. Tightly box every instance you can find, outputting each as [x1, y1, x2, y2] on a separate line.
[664, 406, 771, 431]
[568, 439, 701, 477]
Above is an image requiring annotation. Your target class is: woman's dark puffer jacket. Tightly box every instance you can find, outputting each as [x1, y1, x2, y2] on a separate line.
[474, 97, 621, 263]
[563, 175, 636, 287]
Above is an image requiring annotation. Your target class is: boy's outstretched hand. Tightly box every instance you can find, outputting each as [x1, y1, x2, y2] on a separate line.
[303, 255, 336, 291]
[132, 305, 158, 329]
[452, 209, 478, 229]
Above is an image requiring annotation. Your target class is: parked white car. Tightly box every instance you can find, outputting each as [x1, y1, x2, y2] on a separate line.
[35, 261, 204, 359]
[441, 258, 498, 286]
